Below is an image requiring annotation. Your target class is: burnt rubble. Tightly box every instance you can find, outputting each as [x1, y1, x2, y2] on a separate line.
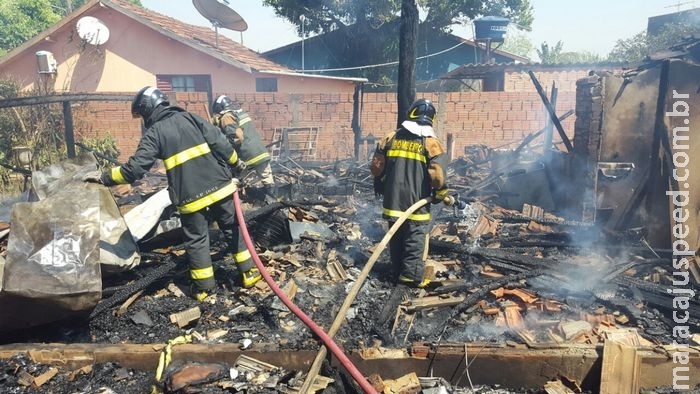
[0, 145, 698, 393]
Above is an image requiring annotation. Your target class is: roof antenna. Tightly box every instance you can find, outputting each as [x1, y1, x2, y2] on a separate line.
[192, 0, 248, 48]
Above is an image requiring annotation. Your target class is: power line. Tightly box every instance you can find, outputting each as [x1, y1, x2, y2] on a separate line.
[664, 1, 695, 12]
[289, 40, 469, 73]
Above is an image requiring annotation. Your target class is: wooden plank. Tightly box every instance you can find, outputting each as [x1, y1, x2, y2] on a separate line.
[600, 340, 641, 394]
[0, 343, 697, 391]
[403, 295, 465, 312]
[544, 380, 575, 394]
[116, 290, 144, 316]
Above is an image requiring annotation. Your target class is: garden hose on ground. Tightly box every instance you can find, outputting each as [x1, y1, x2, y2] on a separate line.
[232, 190, 378, 394]
[298, 196, 433, 393]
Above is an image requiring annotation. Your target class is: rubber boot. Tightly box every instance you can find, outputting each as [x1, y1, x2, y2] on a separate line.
[241, 267, 262, 288]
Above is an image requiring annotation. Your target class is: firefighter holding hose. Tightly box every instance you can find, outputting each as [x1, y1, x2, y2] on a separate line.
[83, 86, 262, 300]
[371, 98, 460, 288]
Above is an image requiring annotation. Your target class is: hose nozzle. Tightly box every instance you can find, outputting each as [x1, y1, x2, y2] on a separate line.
[443, 195, 467, 209]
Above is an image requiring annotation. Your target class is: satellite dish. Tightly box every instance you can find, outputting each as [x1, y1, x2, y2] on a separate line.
[193, 0, 248, 32]
[76, 16, 110, 45]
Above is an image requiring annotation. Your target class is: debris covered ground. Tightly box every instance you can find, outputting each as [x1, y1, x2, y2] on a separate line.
[0, 146, 698, 393]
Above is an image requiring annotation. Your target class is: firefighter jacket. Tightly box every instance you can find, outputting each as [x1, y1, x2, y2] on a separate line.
[370, 122, 448, 223]
[215, 110, 271, 169]
[100, 105, 240, 214]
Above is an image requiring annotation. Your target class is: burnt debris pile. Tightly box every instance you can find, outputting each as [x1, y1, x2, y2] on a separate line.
[0, 140, 697, 393]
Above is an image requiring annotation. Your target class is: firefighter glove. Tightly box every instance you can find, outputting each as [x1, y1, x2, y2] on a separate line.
[373, 177, 384, 197]
[82, 170, 104, 184]
[432, 187, 449, 204]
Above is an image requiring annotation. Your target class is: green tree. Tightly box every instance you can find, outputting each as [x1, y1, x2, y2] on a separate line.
[608, 22, 700, 62]
[0, 0, 61, 56]
[264, 0, 533, 37]
[262, 0, 533, 84]
[535, 41, 601, 64]
[535, 40, 563, 63]
[558, 50, 601, 64]
[499, 30, 534, 59]
[0, 0, 143, 56]
[50, 0, 141, 16]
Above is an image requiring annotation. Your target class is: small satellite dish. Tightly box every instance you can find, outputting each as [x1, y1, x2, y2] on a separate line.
[76, 16, 110, 45]
[193, 0, 248, 32]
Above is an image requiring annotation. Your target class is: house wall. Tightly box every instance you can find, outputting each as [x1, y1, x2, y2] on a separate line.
[72, 90, 576, 163]
[0, 7, 354, 94]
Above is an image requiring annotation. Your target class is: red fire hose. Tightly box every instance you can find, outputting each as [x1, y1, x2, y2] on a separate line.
[232, 191, 378, 394]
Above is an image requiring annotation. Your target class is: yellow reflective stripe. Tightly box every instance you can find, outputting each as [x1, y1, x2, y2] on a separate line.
[164, 143, 211, 170]
[228, 151, 239, 165]
[235, 249, 252, 262]
[179, 181, 237, 214]
[190, 266, 214, 280]
[387, 149, 426, 163]
[245, 152, 269, 166]
[111, 167, 126, 184]
[382, 208, 430, 221]
[238, 117, 251, 126]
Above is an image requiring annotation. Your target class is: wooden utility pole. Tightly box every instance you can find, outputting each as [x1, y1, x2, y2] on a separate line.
[397, 0, 418, 128]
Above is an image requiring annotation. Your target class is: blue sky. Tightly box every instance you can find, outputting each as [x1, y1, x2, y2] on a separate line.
[140, 0, 686, 56]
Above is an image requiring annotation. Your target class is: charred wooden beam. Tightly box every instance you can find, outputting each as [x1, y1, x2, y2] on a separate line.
[89, 256, 178, 319]
[0, 342, 697, 391]
[0, 94, 133, 108]
[469, 247, 561, 268]
[615, 276, 700, 318]
[527, 71, 573, 152]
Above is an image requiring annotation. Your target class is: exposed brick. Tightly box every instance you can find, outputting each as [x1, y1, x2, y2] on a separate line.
[70, 90, 579, 161]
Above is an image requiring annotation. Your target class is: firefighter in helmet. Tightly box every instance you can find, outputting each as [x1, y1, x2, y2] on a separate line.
[211, 95, 277, 202]
[84, 86, 262, 300]
[370, 99, 450, 288]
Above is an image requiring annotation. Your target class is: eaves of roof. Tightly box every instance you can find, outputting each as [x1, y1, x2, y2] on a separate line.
[0, 0, 289, 74]
[258, 69, 367, 83]
[102, 0, 287, 73]
[0, 0, 97, 68]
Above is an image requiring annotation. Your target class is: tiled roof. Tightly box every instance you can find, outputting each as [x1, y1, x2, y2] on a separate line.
[106, 0, 288, 73]
[441, 61, 632, 79]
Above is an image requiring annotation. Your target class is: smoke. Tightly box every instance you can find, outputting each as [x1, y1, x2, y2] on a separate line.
[323, 174, 339, 187]
[444, 318, 512, 343]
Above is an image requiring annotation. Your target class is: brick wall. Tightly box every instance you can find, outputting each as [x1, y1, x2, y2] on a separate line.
[72, 90, 577, 163]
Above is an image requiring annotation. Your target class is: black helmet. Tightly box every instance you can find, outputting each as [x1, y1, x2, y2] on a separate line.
[406, 99, 436, 126]
[211, 95, 233, 114]
[131, 86, 168, 119]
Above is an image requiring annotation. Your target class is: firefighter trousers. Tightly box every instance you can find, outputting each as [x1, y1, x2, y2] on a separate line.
[181, 196, 254, 291]
[387, 220, 430, 283]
